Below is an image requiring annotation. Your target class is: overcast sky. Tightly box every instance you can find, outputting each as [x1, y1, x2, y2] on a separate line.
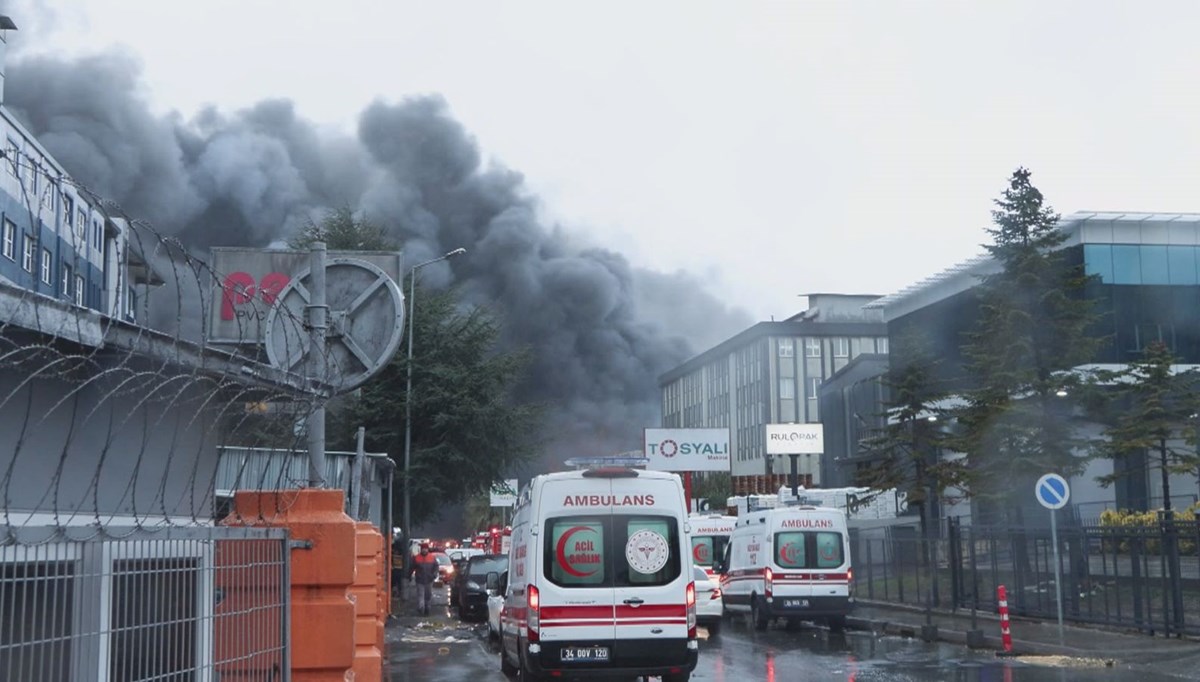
[20, 1, 1200, 321]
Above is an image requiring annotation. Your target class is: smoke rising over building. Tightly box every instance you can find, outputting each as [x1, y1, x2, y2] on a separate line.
[5, 50, 751, 463]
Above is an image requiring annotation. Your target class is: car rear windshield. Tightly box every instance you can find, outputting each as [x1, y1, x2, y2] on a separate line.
[468, 556, 507, 577]
[690, 535, 729, 567]
[774, 531, 844, 569]
[544, 515, 681, 588]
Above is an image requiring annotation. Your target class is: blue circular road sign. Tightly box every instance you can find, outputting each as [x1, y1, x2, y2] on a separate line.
[1035, 473, 1071, 510]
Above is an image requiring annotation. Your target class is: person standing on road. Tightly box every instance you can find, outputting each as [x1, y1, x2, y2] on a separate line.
[410, 543, 439, 616]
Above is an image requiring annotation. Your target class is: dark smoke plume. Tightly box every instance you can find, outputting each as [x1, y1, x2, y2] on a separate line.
[4, 49, 752, 464]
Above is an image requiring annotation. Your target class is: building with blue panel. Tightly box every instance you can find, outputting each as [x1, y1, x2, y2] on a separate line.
[863, 212, 1200, 518]
[0, 23, 156, 321]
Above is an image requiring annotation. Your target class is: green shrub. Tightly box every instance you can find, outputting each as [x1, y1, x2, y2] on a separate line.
[1098, 504, 1200, 554]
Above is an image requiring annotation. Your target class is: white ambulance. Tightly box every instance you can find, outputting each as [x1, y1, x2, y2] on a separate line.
[499, 467, 698, 682]
[688, 513, 736, 581]
[717, 505, 853, 631]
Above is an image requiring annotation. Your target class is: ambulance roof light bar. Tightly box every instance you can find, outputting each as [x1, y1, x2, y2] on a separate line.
[563, 455, 649, 471]
[581, 467, 640, 478]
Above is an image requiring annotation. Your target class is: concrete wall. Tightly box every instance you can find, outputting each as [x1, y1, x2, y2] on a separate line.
[0, 359, 232, 521]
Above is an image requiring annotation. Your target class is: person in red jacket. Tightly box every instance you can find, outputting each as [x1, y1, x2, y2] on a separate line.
[410, 543, 439, 616]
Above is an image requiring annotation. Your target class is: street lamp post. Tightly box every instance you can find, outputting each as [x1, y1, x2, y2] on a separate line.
[401, 247, 466, 590]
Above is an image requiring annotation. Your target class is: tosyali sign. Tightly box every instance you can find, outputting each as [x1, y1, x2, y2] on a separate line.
[643, 428, 730, 472]
[765, 423, 824, 455]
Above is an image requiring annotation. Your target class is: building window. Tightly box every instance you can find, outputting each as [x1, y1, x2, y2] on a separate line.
[1111, 245, 1141, 284]
[64, 195, 74, 233]
[1134, 324, 1176, 352]
[40, 176, 55, 212]
[778, 338, 794, 358]
[805, 338, 821, 358]
[61, 263, 71, 296]
[74, 274, 84, 306]
[877, 337, 889, 354]
[41, 248, 52, 284]
[808, 377, 822, 399]
[833, 338, 849, 357]
[76, 208, 86, 241]
[5, 138, 18, 176]
[22, 233, 33, 272]
[1168, 246, 1198, 285]
[779, 378, 795, 400]
[93, 220, 102, 250]
[2, 219, 13, 260]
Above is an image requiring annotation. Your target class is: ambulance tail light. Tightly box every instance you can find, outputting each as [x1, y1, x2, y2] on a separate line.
[686, 581, 697, 639]
[848, 568, 855, 598]
[764, 567, 774, 600]
[527, 584, 540, 643]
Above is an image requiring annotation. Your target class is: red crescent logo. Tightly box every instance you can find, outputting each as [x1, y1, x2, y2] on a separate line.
[781, 542, 800, 565]
[556, 526, 599, 578]
[692, 543, 710, 563]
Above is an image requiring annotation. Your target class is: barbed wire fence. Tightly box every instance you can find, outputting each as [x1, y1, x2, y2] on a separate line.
[0, 148, 388, 681]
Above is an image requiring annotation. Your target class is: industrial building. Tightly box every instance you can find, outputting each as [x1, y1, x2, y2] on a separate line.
[658, 293, 887, 493]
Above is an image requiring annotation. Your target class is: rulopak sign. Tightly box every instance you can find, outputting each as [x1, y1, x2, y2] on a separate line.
[209, 247, 403, 344]
[643, 428, 730, 472]
[765, 423, 824, 455]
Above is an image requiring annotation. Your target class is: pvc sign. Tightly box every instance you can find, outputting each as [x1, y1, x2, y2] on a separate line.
[765, 423, 824, 455]
[643, 428, 730, 472]
[490, 479, 519, 507]
[209, 247, 402, 344]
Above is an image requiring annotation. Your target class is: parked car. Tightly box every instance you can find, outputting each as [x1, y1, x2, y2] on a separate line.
[692, 566, 722, 636]
[433, 552, 454, 585]
[448, 547, 485, 563]
[454, 554, 508, 620]
[486, 571, 507, 642]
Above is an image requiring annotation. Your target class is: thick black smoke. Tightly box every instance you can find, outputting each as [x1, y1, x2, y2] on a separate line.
[5, 49, 752, 464]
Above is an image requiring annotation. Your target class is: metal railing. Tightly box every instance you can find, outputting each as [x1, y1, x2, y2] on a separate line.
[853, 515, 1200, 637]
[0, 525, 290, 682]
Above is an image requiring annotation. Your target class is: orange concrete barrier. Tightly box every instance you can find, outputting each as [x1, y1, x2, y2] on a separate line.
[224, 489, 356, 682]
[352, 522, 384, 682]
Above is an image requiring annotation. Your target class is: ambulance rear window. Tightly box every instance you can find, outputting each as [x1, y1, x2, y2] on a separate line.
[690, 536, 729, 568]
[543, 515, 681, 588]
[774, 531, 844, 569]
[547, 518, 606, 586]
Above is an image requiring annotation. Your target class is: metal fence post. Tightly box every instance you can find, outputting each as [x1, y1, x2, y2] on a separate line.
[865, 538, 874, 600]
[1161, 511, 1185, 637]
[1130, 530, 1145, 632]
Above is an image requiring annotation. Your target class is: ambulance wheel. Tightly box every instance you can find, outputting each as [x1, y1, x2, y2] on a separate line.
[705, 620, 721, 637]
[828, 615, 847, 633]
[751, 597, 769, 631]
[517, 652, 542, 682]
[499, 644, 517, 677]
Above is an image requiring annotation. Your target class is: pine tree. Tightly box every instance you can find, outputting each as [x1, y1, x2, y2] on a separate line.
[1095, 341, 1200, 512]
[956, 168, 1102, 523]
[288, 205, 397, 251]
[860, 330, 966, 538]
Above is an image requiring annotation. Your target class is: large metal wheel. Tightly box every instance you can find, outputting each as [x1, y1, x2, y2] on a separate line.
[263, 257, 405, 393]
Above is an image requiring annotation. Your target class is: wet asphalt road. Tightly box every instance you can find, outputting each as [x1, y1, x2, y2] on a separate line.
[385, 586, 1182, 682]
